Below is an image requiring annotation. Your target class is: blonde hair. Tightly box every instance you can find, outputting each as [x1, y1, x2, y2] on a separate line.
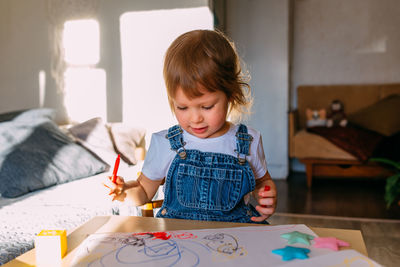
[163, 29, 252, 122]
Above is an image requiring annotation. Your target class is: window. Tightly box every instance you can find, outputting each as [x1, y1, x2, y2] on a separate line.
[63, 20, 99, 65]
[62, 19, 106, 123]
[120, 7, 214, 137]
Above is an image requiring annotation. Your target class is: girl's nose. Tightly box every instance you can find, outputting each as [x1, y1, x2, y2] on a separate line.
[190, 110, 203, 123]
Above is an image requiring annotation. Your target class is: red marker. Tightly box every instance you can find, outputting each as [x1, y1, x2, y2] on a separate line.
[112, 154, 120, 183]
[263, 185, 271, 208]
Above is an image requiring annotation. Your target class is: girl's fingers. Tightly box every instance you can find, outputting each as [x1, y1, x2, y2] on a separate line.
[256, 204, 275, 215]
[259, 198, 274, 206]
[104, 177, 116, 188]
[104, 176, 125, 201]
[108, 186, 124, 196]
[104, 176, 124, 189]
[112, 192, 126, 202]
[102, 183, 111, 189]
[251, 214, 269, 222]
[115, 176, 125, 185]
[257, 206, 275, 215]
[259, 189, 276, 198]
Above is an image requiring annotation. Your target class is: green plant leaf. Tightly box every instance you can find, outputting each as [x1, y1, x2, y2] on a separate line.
[384, 174, 400, 209]
[370, 157, 400, 208]
[370, 158, 400, 170]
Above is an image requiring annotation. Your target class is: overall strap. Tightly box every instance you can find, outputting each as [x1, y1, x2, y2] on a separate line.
[165, 125, 187, 159]
[235, 124, 253, 165]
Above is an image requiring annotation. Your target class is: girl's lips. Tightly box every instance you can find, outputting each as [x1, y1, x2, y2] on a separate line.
[192, 126, 207, 134]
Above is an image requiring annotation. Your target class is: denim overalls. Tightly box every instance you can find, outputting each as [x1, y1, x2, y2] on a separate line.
[156, 124, 261, 223]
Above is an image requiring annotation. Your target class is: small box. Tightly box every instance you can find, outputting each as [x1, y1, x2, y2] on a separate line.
[35, 229, 67, 267]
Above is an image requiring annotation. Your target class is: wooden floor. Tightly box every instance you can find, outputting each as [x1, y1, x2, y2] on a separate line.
[270, 172, 400, 267]
[274, 171, 400, 220]
[268, 213, 400, 267]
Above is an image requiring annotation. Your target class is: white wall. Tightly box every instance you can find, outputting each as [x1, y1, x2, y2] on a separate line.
[291, 0, 400, 108]
[0, 0, 291, 179]
[0, 0, 64, 120]
[225, 0, 290, 179]
[290, 0, 400, 172]
[0, 0, 210, 124]
[9, 1, 398, 179]
[97, 0, 211, 123]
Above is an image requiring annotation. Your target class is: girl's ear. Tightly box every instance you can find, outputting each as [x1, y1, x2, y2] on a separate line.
[227, 103, 238, 123]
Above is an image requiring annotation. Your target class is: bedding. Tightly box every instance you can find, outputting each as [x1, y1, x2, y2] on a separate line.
[0, 108, 146, 265]
[307, 126, 383, 162]
[291, 85, 400, 186]
[0, 164, 142, 265]
[302, 93, 400, 163]
[67, 117, 146, 167]
[307, 125, 400, 163]
[0, 110, 108, 198]
[0, 109, 36, 123]
[68, 117, 122, 168]
[108, 122, 146, 166]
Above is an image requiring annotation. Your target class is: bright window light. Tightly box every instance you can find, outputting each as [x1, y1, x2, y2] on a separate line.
[64, 67, 107, 123]
[38, 70, 46, 107]
[63, 19, 99, 65]
[62, 19, 105, 123]
[120, 7, 213, 140]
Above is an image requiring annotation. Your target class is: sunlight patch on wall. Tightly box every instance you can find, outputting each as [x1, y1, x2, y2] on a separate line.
[38, 70, 46, 108]
[64, 68, 106, 123]
[63, 19, 99, 65]
[355, 36, 387, 54]
[120, 7, 213, 139]
[62, 19, 106, 123]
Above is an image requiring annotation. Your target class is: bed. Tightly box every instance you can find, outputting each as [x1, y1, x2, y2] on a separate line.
[289, 84, 400, 186]
[0, 109, 146, 265]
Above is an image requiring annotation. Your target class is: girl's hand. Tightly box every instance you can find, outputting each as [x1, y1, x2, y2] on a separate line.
[103, 176, 127, 202]
[251, 179, 277, 222]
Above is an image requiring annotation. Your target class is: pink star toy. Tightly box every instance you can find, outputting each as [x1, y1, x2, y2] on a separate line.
[313, 237, 350, 251]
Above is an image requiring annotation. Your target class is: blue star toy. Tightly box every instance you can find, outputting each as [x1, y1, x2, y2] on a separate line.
[272, 246, 311, 261]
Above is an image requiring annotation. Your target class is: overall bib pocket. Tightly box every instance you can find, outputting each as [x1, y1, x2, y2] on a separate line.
[176, 163, 243, 211]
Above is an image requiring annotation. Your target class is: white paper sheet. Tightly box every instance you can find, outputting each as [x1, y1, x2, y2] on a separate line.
[70, 224, 379, 267]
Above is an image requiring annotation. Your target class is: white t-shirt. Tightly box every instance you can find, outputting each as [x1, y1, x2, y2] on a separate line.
[142, 124, 268, 181]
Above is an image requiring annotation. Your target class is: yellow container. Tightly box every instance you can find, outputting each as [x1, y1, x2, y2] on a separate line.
[35, 229, 67, 267]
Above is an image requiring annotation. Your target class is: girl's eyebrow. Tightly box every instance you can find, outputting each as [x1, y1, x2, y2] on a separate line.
[173, 100, 187, 106]
[200, 97, 219, 106]
[174, 93, 219, 106]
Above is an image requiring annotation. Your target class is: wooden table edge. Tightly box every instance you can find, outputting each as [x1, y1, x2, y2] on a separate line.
[3, 215, 368, 266]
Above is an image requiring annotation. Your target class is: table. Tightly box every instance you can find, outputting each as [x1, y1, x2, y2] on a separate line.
[4, 216, 368, 266]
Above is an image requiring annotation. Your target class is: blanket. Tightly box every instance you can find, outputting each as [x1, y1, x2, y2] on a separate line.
[308, 126, 383, 162]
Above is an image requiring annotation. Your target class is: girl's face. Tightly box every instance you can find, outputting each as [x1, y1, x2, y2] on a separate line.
[172, 87, 230, 139]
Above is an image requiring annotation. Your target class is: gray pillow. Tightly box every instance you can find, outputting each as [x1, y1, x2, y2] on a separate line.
[0, 110, 108, 198]
[0, 109, 29, 123]
[68, 118, 147, 167]
[108, 122, 146, 165]
[68, 117, 122, 168]
[13, 108, 55, 122]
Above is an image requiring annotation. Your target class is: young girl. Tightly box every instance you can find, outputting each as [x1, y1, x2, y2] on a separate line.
[106, 29, 277, 223]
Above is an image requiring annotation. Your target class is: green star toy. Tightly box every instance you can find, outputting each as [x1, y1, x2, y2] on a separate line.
[281, 231, 315, 245]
